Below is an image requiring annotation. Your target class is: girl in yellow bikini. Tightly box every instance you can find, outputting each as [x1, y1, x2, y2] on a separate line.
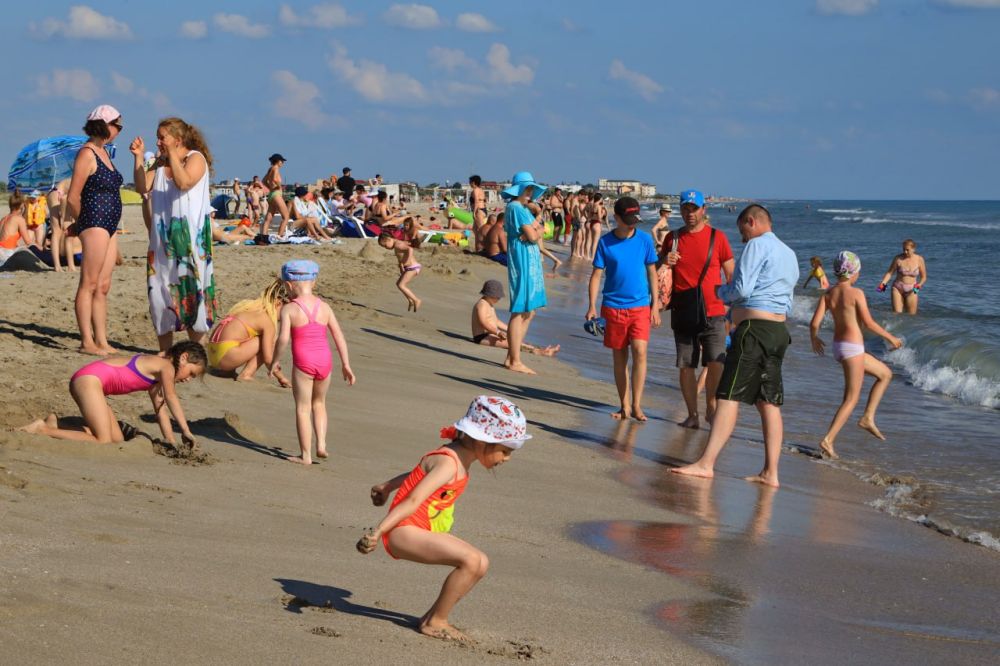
[205, 278, 291, 386]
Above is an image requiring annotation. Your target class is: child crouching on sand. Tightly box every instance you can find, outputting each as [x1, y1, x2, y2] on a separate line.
[270, 260, 355, 465]
[19, 342, 206, 445]
[357, 395, 530, 642]
[472, 279, 559, 356]
[378, 230, 422, 311]
[809, 251, 903, 459]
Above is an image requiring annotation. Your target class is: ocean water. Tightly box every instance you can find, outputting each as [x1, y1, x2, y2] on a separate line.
[530, 200, 1000, 551]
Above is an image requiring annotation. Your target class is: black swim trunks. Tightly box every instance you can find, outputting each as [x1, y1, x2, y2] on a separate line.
[715, 319, 791, 406]
[472, 333, 490, 344]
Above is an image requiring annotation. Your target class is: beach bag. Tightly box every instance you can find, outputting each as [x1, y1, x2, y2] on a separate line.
[656, 234, 680, 311]
[670, 228, 716, 335]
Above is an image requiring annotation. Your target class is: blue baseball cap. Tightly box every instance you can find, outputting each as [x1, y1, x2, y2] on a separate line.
[679, 189, 705, 208]
[281, 259, 319, 282]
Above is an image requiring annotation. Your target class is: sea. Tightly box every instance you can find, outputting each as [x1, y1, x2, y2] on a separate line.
[529, 200, 1000, 552]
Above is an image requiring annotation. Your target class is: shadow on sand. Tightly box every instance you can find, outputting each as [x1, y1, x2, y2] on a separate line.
[274, 578, 418, 629]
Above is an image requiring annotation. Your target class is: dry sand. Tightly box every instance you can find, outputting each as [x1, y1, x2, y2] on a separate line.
[0, 208, 719, 664]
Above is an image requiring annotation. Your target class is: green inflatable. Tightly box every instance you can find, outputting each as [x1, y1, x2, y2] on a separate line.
[447, 207, 474, 225]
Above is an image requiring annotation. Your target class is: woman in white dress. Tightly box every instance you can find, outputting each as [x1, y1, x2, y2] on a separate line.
[131, 117, 218, 352]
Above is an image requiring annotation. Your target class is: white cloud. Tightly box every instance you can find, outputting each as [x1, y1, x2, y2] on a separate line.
[969, 87, 1000, 108]
[937, 0, 1000, 7]
[213, 13, 270, 38]
[383, 4, 441, 29]
[455, 13, 498, 32]
[279, 3, 361, 28]
[180, 20, 207, 39]
[815, 0, 878, 16]
[110, 72, 172, 112]
[485, 44, 533, 85]
[33, 68, 100, 102]
[33, 6, 133, 40]
[270, 70, 330, 129]
[328, 44, 427, 104]
[561, 18, 582, 32]
[428, 46, 477, 72]
[609, 60, 664, 101]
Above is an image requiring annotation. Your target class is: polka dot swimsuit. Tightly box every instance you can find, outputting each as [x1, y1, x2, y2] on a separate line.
[77, 146, 123, 235]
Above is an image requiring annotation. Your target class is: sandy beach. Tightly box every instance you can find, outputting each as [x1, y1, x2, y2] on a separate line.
[2, 206, 999, 664]
[0, 206, 718, 664]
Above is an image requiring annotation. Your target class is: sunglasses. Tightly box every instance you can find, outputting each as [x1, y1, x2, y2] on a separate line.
[110, 120, 123, 130]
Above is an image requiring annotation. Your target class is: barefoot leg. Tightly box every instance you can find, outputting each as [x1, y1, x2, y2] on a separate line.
[858, 353, 891, 440]
[672, 399, 740, 479]
[678, 367, 700, 428]
[629, 339, 649, 422]
[290, 368, 314, 464]
[505, 311, 536, 374]
[398, 270, 420, 311]
[745, 400, 782, 487]
[312, 374, 331, 458]
[818, 354, 864, 452]
[611, 346, 631, 420]
[387, 526, 487, 642]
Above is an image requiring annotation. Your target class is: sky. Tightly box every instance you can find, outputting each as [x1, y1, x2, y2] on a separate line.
[2, 0, 999, 199]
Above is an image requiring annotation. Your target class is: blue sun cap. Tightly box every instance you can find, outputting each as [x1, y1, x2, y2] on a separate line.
[281, 259, 320, 282]
[501, 171, 548, 202]
[679, 189, 705, 208]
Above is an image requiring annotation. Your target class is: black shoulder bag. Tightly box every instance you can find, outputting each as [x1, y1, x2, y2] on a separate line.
[669, 228, 716, 335]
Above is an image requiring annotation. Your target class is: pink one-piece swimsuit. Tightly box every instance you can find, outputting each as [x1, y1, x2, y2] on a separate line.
[290, 297, 332, 380]
[71, 355, 156, 396]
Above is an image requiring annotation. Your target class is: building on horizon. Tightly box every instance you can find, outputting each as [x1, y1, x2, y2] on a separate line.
[599, 179, 657, 198]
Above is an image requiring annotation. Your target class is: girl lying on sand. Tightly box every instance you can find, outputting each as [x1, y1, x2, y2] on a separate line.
[810, 251, 903, 459]
[19, 342, 206, 446]
[357, 396, 529, 642]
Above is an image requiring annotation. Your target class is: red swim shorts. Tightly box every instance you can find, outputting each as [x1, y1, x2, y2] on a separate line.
[601, 305, 651, 350]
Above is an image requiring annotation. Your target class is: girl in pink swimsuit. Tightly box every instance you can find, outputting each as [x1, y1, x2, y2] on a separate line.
[270, 260, 356, 465]
[18, 342, 207, 445]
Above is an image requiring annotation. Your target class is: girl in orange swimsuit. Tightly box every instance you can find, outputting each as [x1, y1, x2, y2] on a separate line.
[357, 396, 530, 642]
[0, 193, 30, 250]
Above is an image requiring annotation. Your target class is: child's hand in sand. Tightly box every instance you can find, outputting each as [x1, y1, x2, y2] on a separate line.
[181, 432, 197, 449]
[811, 335, 825, 356]
[370, 483, 390, 506]
[342, 365, 356, 386]
[887, 335, 903, 350]
[356, 529, 378, 554]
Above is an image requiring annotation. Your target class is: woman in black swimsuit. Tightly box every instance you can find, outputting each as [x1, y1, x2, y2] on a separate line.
[67, 104, 125, 356]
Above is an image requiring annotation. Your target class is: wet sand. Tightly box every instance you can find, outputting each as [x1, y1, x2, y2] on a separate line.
[0, 207, 716, 664]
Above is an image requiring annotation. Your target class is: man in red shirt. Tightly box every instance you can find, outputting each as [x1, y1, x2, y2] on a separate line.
[661, 189, 735, 428]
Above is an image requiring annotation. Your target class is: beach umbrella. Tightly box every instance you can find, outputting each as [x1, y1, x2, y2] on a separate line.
[6, 135, 116, 192]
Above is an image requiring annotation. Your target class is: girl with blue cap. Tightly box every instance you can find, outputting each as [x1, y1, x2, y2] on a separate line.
[270, 260, 356, 465]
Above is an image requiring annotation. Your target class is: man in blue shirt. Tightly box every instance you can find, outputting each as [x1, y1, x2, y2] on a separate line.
[673, 204, 798, 487]
[586, 197, 661, 421]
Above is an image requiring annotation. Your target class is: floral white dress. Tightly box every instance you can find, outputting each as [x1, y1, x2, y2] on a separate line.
[147, 151, 217, 335]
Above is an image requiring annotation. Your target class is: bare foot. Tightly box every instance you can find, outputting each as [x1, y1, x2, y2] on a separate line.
[819, 438, 839, 460]
[858, 417, 886, 441]
[419, 620, 471, 643]
[316, 449, 329, 459]
[44, 413, 58, 429]
[678, 415, 700, 429]
[98, 345, 116, 355]
[505, 361, 537, 375]
[412, 298, 422, 312]
[632, 409, 648, 423]
[745, 473, 780, 488]
[287, 455, 313, 465]
[78, 344, 109, 356]
[537, 344, 560, 357]
[407, 301, 413, 312]
[611, 409, 630, 420]
[18, 418, 47, 434]
[671, 464, 714, 479]
[276, 377, 292, 389]
[235, 373, 256, 382]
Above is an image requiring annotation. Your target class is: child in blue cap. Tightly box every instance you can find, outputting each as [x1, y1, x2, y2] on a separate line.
[270, 260, 356, 465]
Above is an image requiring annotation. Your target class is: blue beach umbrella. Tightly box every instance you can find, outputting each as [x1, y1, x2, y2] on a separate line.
[7, 135, 116, 192]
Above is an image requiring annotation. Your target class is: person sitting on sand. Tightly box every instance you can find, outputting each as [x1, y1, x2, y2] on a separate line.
[357, 396, 530, 643]
[205, 278, 291, 386]
[809, 251, 902, 460]
[586, 197, 661, 422]
[269, 260, 355, 465]
[480, 212, 508, 266]
[19, 341, 206, 446]
[402, 216, 423, 248]
[803, 256, 830, 290]
[471, 280, 559, 356]
[378, 231, 422, 312]
[290, 187, 335, 241]
[211, 212, 256, 245]
[0, 192, 34, 252]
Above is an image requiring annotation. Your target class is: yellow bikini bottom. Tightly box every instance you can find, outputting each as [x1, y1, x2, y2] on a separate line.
[206, 339, 242, 368]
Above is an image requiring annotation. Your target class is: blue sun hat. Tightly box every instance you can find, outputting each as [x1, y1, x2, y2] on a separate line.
[501, 171, 548, 202]
[281, 259, 320, 281]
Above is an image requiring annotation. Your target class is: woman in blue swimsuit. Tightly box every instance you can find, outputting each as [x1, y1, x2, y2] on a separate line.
[67, 104, 125, 355]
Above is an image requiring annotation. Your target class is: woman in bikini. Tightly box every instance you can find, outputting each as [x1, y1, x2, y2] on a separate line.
[260, 154, 292, 237]
[67, 104, 125, 356]
[878, 239, 927, 315]
[205, 278, 291, 386]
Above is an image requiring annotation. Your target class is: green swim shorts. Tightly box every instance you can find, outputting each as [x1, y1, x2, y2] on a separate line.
[715, 319, 791, 406]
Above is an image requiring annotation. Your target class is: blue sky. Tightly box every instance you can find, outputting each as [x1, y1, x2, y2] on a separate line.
[3, 0, 999, 199]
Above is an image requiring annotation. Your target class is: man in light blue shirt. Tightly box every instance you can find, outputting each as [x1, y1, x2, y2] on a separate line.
[673, 204, 798, 488]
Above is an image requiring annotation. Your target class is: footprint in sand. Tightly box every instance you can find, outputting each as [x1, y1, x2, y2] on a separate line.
[310, 626, 342, 638]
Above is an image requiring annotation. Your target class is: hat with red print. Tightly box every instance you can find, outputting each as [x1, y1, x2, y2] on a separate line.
[453, 395, 530, 449]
